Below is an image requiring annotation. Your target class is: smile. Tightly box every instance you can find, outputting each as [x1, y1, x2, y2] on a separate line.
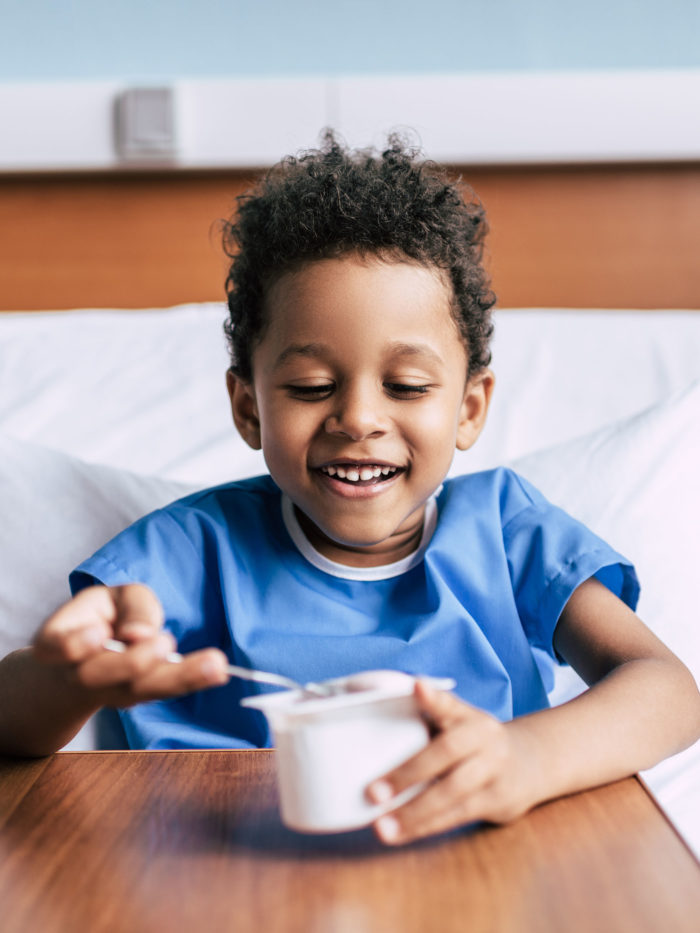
[318, 463, 401, 485]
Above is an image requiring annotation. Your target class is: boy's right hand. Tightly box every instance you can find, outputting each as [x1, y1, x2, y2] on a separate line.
[32, 584, 230, 709]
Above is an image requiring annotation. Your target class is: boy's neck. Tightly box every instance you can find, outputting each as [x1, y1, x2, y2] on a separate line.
[293, 506, 426, 568]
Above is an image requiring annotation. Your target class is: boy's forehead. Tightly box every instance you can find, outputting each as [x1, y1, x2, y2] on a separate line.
[252, 254, 467, 371]
[264, 254, 453, 314]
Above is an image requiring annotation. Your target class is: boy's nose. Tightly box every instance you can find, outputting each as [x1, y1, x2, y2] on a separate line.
[324, 386, 386, 440]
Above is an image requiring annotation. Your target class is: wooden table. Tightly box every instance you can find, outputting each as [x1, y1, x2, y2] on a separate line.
[1, 751, 698, 933]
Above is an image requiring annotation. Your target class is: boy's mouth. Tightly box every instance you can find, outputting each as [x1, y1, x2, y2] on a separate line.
[317, 463, 403, 486]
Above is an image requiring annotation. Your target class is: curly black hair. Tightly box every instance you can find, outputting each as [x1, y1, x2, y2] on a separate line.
[222, 131, 495, 381]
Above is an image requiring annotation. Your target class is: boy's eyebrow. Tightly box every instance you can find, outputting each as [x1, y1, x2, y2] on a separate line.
[387, 342, 445, 367]
[274, 341, 446, 369]
[273, 343, 330, 368]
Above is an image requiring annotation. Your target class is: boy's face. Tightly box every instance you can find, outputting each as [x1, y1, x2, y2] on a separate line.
[228, 254, 493, 567]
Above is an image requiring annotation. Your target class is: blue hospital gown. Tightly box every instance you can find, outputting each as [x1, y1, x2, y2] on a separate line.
[70, 469, 638, 749]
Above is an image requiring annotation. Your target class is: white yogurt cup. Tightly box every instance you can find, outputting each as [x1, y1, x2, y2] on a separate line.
[241, 669, 454, 833]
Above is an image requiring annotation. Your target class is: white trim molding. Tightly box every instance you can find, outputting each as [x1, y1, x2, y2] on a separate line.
[1, 69, 699, 172]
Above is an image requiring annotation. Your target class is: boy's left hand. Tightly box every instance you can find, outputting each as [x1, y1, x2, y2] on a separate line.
[367, 681, 536, 845]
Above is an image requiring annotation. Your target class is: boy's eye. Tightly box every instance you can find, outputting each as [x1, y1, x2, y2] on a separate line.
[286, 384, 334, 399]
[385, 383, 430, 398]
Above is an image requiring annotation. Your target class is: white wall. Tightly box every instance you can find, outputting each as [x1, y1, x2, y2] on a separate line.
[1, 0, 699, 170]
[1, 0, 699, 80]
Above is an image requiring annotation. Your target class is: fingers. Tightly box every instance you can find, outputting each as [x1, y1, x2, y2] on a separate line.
[127, 648, 230, 700]
[382, 753, 529, 845]
[368, 683, 520, 845]
[74, 630, 176, 688]
[34, 586, 118, 662]
[110, 584, 165, 643]
[75, 644, 230, 703]
[34, 584, 164, 664]
[369, 684, 493, 798]
[372, 757, 506, 846]
[32, 584, 231, 705]
[414, 679, 477, 730]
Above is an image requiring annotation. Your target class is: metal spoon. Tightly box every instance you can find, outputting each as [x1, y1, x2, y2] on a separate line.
[102, 638, 332, 697]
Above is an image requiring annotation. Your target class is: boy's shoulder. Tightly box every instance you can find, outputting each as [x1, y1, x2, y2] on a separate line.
[442, 467, 544, 510]
[167, 473, 280, 513]
[104, 473, 281, 545]
[71, 474, 282, 589]
[439, 467, 553, 535]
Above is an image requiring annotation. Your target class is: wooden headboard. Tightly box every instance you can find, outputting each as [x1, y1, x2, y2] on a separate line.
[1, 162, 699, 311]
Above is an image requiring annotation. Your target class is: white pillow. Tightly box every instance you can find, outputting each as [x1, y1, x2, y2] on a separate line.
[454, 308, 700, 474]
[0, 433, 194, 749]
[510, 378, 700, 858]
[511, 377, 700, 688]
[0, 305, 266, 486]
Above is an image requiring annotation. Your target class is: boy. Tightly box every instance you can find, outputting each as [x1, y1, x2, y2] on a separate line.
[1, 134, 698, 846]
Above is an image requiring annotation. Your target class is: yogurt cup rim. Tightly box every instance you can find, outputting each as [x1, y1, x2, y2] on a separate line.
[240, 680, 416, 717]
[240, 671, 454, 717]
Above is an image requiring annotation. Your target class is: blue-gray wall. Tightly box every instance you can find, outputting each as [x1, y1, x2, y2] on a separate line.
[1, 0, 698, 82]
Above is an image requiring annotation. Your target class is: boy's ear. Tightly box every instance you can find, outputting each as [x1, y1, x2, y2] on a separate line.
[226, 370, 262, 450]
[456, 369, 495, 451]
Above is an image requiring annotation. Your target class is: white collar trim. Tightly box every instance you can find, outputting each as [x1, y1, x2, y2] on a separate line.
[281, 491, 439, 581]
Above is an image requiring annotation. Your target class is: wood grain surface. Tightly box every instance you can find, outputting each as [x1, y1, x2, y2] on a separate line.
[1, 162, 699, 311]
[1, 750, 698, 933]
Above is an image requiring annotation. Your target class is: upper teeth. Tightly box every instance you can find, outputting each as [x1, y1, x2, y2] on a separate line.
[321, 464, 398, 482]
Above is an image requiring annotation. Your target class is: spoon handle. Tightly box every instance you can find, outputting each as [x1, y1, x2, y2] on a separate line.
[102, 638, 302, 692]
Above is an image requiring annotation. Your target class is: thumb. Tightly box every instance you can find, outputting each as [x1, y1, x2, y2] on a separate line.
[109, 583, 165, 643]
[414, 679, 477, 731]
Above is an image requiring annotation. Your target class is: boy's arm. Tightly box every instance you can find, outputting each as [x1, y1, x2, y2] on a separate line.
[0, 584, 229, 757]
[521, 576, 700, 800]
[368, 577, 700, 844]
